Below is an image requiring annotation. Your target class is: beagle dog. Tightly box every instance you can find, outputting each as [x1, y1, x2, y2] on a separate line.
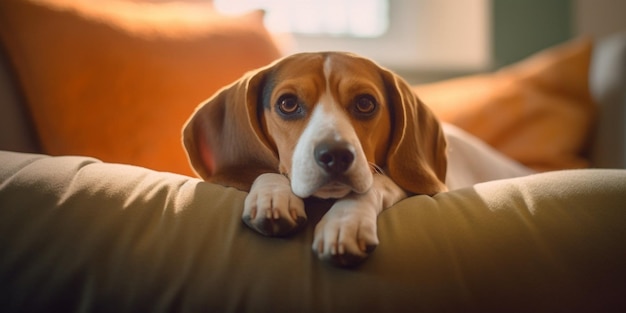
[183, 52, 447, 266]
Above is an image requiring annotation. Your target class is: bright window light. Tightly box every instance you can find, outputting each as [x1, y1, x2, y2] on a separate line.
[214, 0, 389, 38]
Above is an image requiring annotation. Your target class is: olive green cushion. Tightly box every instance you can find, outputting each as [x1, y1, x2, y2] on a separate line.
[1, 151, 625, 312]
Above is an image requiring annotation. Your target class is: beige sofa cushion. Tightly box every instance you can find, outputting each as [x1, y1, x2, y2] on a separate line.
[1, 150, 625, 312]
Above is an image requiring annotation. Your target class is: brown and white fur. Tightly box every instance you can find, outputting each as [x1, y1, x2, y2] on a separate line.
[183, 52, 448, 266]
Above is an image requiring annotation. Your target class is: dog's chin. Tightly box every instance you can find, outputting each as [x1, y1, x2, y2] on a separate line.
[312, 182, 353, 199]
[290, 170, 373, 199]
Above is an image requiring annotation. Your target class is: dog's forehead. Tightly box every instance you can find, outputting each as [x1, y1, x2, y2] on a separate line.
[272, 52, 382, 81]
[260, 52, 390, 113]
[273, 53, 325, 76]
[265, 52, 385, 102]
[326, 53, 382, 77]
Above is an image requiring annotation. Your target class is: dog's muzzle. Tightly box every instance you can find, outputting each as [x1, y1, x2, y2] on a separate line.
[314, 139, 355, 175]
[310, 138, 357, 199]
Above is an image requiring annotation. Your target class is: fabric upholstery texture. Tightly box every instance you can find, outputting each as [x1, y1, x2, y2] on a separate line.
[415, 37, 596, 172]
[0, 0, 281, 176]
[1, 151, 625, 312]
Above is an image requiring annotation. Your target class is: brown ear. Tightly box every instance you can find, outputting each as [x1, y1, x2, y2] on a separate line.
[182, 66, 278, 191]
[381, 69, 448, 195]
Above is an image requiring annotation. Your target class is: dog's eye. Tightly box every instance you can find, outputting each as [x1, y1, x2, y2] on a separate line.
[276, 94, 303, 117]
[352, 95, 378, 118]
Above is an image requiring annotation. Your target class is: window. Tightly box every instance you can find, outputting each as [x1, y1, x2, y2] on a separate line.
[214, 0, 389, 38]
[215, 0, 491, 72]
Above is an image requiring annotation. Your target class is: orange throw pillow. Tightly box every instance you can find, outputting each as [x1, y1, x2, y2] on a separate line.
[414, 37, 596, 171]
[0, 0, 282, 176]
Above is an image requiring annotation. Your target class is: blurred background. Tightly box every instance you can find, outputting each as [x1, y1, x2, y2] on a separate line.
[1, 0, 624, 175]
[213, 0, 626, 83]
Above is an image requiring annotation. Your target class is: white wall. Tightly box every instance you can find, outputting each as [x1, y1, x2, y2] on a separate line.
[290, 0, 491, 72]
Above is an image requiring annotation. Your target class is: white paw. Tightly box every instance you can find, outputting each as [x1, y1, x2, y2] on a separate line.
[312, 199, 379, 267]
[243, 173, 306, 236]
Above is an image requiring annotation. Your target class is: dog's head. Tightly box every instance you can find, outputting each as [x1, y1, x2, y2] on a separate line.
[183, 52, 447, 197]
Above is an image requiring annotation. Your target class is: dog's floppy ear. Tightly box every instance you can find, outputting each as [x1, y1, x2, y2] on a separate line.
[381, 69, 448, 196]
[182, 66, 278, 191]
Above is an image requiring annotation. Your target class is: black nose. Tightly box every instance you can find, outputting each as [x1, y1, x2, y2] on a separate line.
[314, 140, 355, 174]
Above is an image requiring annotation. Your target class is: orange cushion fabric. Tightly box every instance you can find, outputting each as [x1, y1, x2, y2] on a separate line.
[0, 0, 282, 176]
[414, 37, 596, 171]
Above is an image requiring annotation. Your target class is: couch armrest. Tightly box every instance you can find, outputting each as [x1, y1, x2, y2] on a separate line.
[589, 31, 626, 168]
[2, 151, 625, 312]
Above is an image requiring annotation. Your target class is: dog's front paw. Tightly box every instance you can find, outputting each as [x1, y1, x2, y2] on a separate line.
[243, 173, 307, 237]
[312, 200, 379, 267]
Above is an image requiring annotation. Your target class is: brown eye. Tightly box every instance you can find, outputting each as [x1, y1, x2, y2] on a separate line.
[276, 94, 304, 119]
[353, 95, 378, 118]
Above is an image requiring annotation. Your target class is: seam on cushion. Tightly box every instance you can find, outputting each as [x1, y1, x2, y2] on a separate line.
[0, 151, 49, 186]
[1, 153, 101, 189]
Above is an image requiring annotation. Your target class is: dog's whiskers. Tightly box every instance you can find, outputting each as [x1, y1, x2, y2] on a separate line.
[369, 162, 386, 175]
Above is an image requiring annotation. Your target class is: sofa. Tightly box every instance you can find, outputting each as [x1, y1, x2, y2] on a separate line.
[1, 1, 625, 312]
